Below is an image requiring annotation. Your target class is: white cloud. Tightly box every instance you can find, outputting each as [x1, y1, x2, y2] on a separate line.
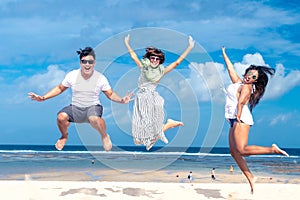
[182, 61, 227, 102]
[1, 0, 300, 66]
[178, 53, 266, 103]
[179, 52, 300, 103]
[269, 113, 292, 126]
[25, 65, 66, 92]
[4, 65, 66, 104]
[267, 64, 300, 99]
[241, 53, 266, 65]
[228, 53, 300, 100]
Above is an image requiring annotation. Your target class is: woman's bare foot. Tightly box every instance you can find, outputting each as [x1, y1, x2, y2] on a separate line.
[250, 176, 257, 194]
[166, 119, 184, 128]
[55, 137, 68, 151]
[160, 134, 169, 144]
[102, 134, 112, 152]
[272, 144, 289, 157]
[146, 140, 155, 151]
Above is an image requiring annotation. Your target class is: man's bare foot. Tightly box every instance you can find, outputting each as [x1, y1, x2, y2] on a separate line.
[102, 134, 112, 152]
[55, 137, 68, 151]
[272, 144, 289, 157]
[167, 119, 184, 128]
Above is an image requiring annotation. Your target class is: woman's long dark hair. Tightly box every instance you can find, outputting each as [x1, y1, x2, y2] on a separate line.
[244, 65, 275, 111]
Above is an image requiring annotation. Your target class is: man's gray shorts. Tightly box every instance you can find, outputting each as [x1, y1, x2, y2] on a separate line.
[58, 104, 103, 123]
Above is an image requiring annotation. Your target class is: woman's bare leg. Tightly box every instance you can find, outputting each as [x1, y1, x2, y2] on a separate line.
[162, 119, 184, 132]
[233, 123, 289, 156]
[159, 119, 184, 144]
[229, 123, 256, 193]
[230, 122, 288, 193]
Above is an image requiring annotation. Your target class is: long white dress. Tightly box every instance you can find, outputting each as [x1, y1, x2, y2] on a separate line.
[132, 70, 168, 150]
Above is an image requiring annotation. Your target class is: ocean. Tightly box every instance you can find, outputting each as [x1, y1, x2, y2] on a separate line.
[0, 145, 299, 180]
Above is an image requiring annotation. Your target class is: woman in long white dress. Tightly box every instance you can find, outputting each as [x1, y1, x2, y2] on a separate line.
[124, 34, 194, 150]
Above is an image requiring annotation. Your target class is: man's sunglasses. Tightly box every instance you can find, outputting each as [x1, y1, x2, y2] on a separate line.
[81, 60, 95, 64]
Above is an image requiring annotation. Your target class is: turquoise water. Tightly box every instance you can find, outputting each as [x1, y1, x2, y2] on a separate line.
[0, 145, 298, 179]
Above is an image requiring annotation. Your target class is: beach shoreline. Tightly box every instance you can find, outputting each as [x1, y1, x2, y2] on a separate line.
[3, 168, 299, 184]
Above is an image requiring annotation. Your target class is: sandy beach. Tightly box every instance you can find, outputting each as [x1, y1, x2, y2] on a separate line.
[1, 145, 298, 199]
[0, 180, 299, 200]
[1, 169, 299, 199]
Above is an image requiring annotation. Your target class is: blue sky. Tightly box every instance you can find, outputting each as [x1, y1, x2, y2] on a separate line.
[1, 0, 300, 149]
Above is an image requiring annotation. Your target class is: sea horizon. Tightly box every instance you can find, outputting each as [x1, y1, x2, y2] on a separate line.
[0, 144, 298, 154]
[0, 144, 298, 180]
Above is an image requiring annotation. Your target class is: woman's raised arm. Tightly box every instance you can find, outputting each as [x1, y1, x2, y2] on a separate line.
[222, 46, 242, 83]
[164, 36, 195, 75]
[124, 34, 142, 67]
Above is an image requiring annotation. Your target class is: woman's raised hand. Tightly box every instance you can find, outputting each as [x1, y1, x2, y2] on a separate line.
[188, 36, 195, 49]
[222, 46, 226, 53]
[124, 34, 130, 45]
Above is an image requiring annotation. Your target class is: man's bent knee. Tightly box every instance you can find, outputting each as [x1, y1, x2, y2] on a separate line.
[57, 112, 69, 122]
[88, 116, 101, 125]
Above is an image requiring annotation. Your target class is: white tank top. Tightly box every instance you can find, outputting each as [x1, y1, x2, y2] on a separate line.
[225, 82, 254, 125]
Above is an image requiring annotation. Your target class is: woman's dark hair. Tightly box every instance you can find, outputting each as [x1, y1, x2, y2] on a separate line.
[143, 47, 165, 64]
[76, 47, 96, 60]
[244, 65, 275, 111]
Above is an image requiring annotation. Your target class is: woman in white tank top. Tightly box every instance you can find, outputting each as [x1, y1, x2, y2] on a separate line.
[222, 46, 289, 194]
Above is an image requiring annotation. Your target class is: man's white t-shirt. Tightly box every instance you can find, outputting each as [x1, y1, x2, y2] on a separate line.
[62, 69, 111, 107]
